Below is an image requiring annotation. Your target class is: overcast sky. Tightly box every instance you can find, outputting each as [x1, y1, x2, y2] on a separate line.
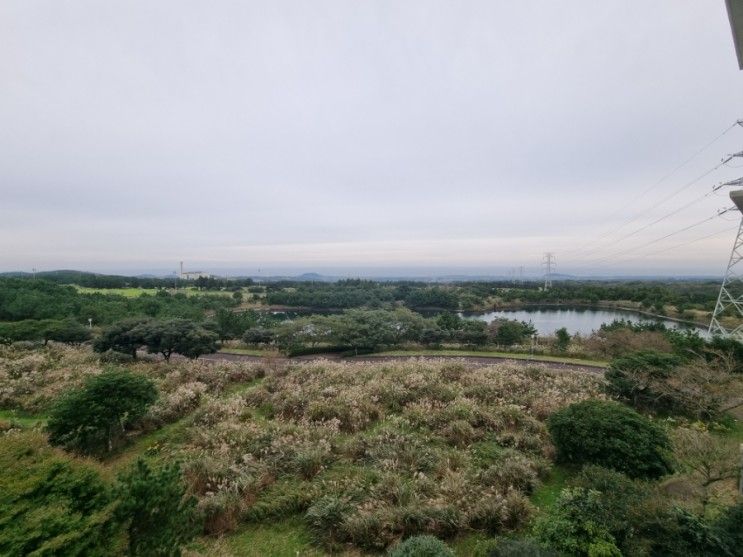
[2, 1, 743, 277]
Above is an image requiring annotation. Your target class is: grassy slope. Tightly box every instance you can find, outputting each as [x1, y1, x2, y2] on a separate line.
[0, 351, 602, 556]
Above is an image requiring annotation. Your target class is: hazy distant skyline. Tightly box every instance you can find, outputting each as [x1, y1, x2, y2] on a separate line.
[2, 1, 743, 277]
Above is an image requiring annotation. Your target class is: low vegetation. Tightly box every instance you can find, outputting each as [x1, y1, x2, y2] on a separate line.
[1, 273, 742, 555]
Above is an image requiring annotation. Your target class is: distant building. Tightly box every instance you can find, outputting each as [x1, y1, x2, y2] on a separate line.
[181, 271, 211, 280]
[179, 261, 212, 280]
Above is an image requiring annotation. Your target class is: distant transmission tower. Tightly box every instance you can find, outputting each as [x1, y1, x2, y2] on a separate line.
[710, 181, 743, 340]
[542, 253, 556, 289]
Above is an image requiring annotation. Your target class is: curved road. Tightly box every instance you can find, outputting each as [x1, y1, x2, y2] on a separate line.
[200, 351, 605, 374]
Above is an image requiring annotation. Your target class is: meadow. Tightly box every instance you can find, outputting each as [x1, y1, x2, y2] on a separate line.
[3, 341, 741, 556]
[0, 344, 603, 554]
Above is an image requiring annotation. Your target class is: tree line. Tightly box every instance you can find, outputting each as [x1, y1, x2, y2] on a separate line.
[0, 278, 237, 324]
[242, 308, 537, 354]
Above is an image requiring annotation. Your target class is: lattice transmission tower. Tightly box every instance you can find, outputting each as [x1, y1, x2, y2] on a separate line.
[542, 252, 556, 289]
[710, 181, 743, 340]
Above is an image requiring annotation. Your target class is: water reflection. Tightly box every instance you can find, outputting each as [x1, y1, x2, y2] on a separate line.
[460, 306, 707, 337]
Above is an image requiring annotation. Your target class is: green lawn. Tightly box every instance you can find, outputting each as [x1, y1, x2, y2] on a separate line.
[366, 349, 608, 368]
[74, 286, 160, 297]
[0, 409, 46, 428]
[73, 285, 234, 298]
[531, 465, 571, 510]
[191, 518, 323, 557]
[219, 347, 270, 357]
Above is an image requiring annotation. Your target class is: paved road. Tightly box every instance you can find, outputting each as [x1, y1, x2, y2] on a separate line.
[200, 351, 605, 374]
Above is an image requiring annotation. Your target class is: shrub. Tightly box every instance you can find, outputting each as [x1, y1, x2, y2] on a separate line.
[547, 400, 672, 479]
[0, 431, 123, 556]
[42, 319, 92, 344]
[604, 351, 680, 410]
[484, 538, 558, 557]
[47, 369, 158, 455]
[714, 500, 743, 550]
[606, 351, 743, 420]
[554, 327, 571, 352]
[488, 319, 536, 346]
[388, 535, 454, 557]
[305, 495, 355, 546]
[114, 458, 198, 556]
[98, 349, 135, 364]
[533, 488, 622, 557]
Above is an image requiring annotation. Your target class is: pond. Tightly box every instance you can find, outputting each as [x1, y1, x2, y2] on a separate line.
[461, 306, 708, 337]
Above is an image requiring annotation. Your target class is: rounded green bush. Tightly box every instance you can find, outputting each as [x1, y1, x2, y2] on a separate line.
[547, 400, 672, 479]
[388, 535, 454, 557]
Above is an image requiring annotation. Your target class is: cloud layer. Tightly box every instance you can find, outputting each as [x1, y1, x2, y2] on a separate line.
[2, 1, 742, 276]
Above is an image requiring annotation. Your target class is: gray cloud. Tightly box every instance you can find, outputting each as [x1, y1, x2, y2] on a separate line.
[1, 1, 742, 276]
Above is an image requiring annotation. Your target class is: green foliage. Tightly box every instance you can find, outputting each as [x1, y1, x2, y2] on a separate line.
[388, 535, 454, 557]
[707, 336, 743, 372]
[714, 500, 743, 551]
[93, 318, 150, 358]
[547, 400, 672, 479]
[214, 308, 256, 340]
[484, 538, 558, 557]
[114, 459, 197, 556]
[0, 318, 91, 344]
[533, 488, 622, 557]
[554, 327, 570, 352]
[606, 350, 742, 420]
[242, 327, 276, 345]
[47, 369, 157, 455]
[137, 319, 217, 360]
[488, 319, 536, 346]
[42, 318, 92, 344]
[94, 318, 217, 361]
[535, 464, 739, 557]
[605, 351, 681, 410]
[0, 277, 235, 325]
[0, 431, 122, 556]
[304, 495, 354, 546]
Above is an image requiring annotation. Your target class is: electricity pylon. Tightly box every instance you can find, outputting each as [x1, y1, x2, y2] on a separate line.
[710, 183, 743, 340]
[542, 253, 556, 289]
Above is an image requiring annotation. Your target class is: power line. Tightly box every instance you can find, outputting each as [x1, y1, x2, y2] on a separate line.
[576, 225, 738, 269]
[569, 208, 735, 269]
[563, 186, 719, 264]
[565, 161, 729, 262]
[563, 120, 740, 257]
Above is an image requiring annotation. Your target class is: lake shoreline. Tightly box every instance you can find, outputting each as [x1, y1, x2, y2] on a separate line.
[484, 301, 709, 329]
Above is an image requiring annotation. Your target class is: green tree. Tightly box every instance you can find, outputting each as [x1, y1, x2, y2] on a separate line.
[47, 370, 158, 454]
[533, 488, 622, 557]
[43, 318, 92, 344]
[136, 319, 217, 361]
[548, 400, 672, 479]
[488, 319, 536, 346]
[554, 327, 571, 352]
[93, 318, 150, 358]
[214, 308, 256, 341]
[606, 351, 743, 420]
[242, 327, 276, 345]
[0, 431, 123, 556]
[114, 459, 197, 556]
[436, 311, 462, 331]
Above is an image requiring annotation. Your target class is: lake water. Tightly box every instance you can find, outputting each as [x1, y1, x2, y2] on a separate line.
[461, 306, 708, 337]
